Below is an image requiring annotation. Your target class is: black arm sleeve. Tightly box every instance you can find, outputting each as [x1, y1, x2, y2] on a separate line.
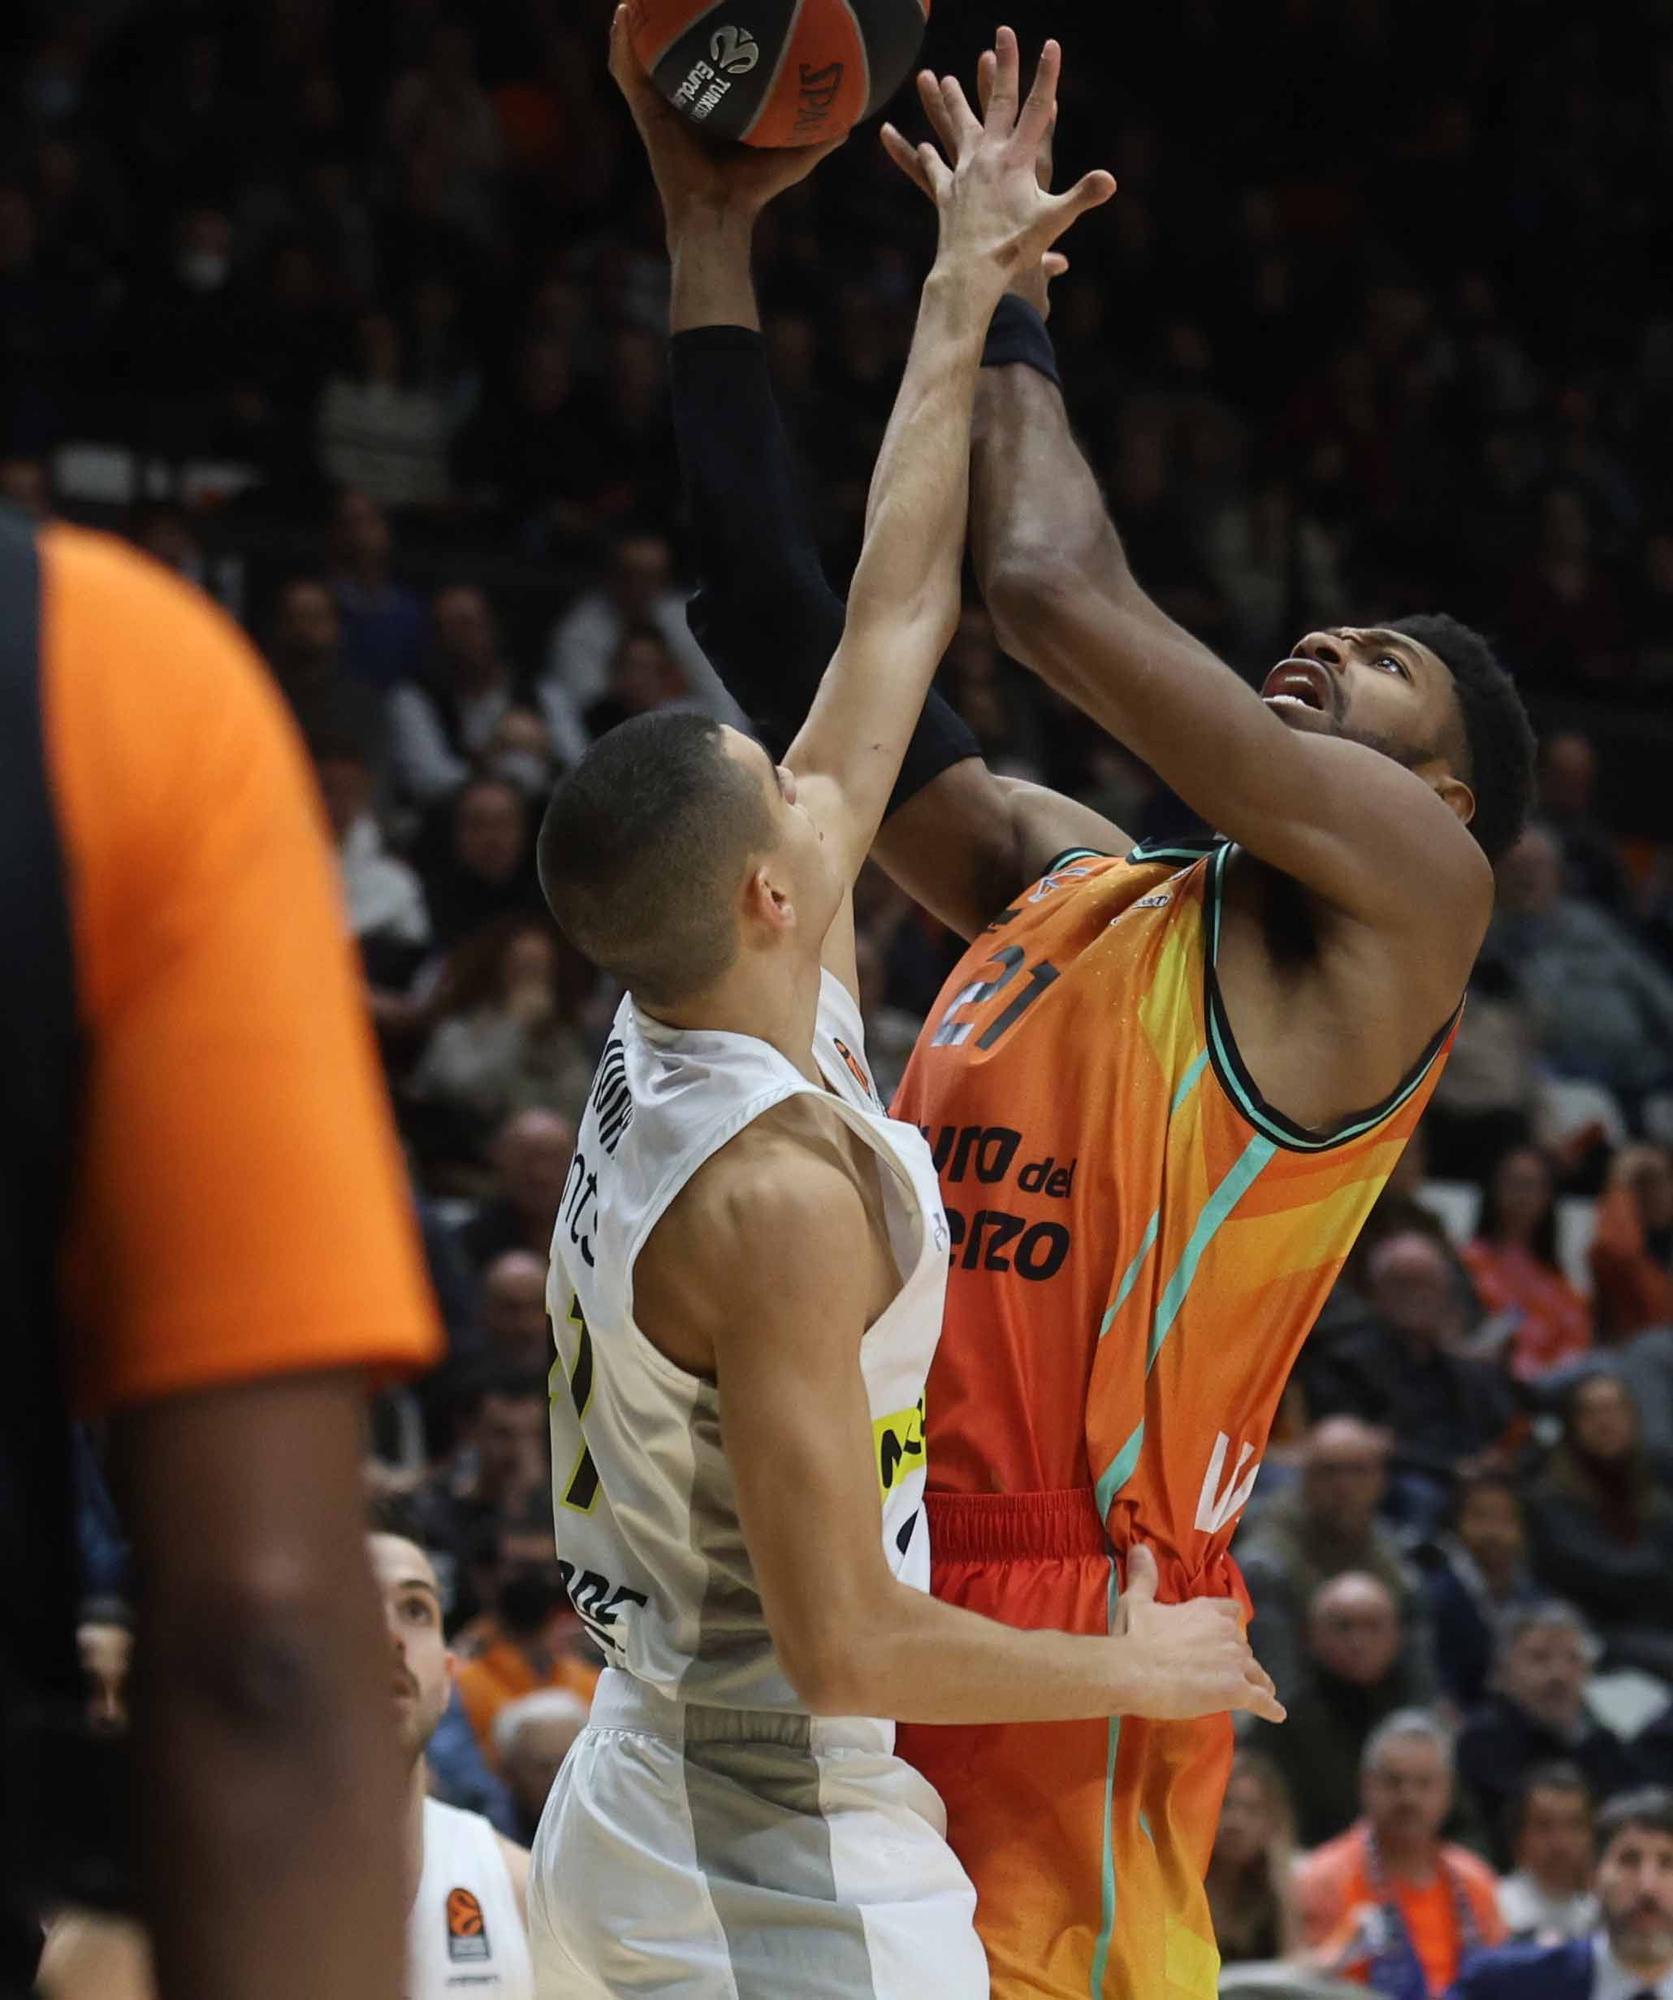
[671, 324, 979, 815]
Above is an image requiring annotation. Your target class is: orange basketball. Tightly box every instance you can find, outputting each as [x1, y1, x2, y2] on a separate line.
[627, 0, 930, 149]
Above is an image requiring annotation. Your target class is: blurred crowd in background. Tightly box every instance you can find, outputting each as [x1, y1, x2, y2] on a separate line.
[9, 0, 1673, 1992]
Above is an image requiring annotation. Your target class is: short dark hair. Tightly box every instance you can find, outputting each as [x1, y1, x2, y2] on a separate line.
[538, 710, 774, 1007]
[1507, 1761, 1592, 1846]
[1596, 1787, 1673, 1855]
[1388, 613, 1536, 862]
[1448, 1464, 1523, 1528]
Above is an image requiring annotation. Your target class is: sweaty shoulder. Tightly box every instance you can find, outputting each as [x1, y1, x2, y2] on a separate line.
[40, 526, 441, 1409]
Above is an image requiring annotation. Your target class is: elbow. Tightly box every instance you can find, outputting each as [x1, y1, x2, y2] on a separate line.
[983, 547, 1097, 661]
[775, 1623, 878, 1718]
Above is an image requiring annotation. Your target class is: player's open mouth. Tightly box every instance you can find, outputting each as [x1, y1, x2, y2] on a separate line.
[1260, 658, 1335, 717]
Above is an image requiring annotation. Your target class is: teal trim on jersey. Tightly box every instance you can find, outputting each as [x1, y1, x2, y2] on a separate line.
[1145, 1133, 1277, 1374]
[1201, 841, 1460, 1153]
[1139, 1811, 1154, 1845]
[1124, 835, 1223, 869]
[1042, 846, 1114, 873]
[1170, 1046, 1211, 1117]
[1099, 1213, 1159, 1338]
[1094, 1419, 1146, 1519]
[1091, 1563, 1122, 2000]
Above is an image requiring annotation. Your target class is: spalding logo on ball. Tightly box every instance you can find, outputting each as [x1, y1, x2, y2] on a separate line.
[628, 0, 931, 148]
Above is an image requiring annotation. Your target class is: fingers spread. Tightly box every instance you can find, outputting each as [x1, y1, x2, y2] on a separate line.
[880, 122, 934, 198]
[984, 25, 1021, 134]
[938, 73, 983, 154]
[916, 68, 960, 156]
[1015, 37, 1061, 155]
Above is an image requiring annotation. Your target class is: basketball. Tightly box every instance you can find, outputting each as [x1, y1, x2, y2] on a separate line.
[627, 0, 930, 149]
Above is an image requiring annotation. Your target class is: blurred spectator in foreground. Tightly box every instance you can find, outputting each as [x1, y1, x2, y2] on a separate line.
[1461, 1147, 1591, 1383]
[454, 1499, 598, 1760]
[1304, 1231, 1514, 1523]
[545, 528, 746, 730]
[315, 311, 452, 506]
[1495, 1765, 1598, 1945]
[1524, 1373, 1673, 1678]
[1238, 1418, 1430, 1704]
[390, 583, 583, 808]
[408, 919, 593, 1161]
[458, 1107, 575, 1271]
[1589, 1144, 1673, 1343]
[1297, 1710, 1504, 1996]
[422, 775, 543, 950]
[493, 1688, 589, 1847]
[1418, 1472, 1538, 1711]
[75, 1599, 132, 1733]
[581, 620, 697, 738]
[328, 488, 425, 693]
[1209, 1748, 1302, 1966]
[0, 454, 52, 522]
[1534, 734, 1631, 916]
[1488, 827, 1673, 1119]
[1256, 1573, 1434, 1849]
[264, 572, 345, 721]
[1449, 1788, 1673, 2000]
[1456, 1605, 1638, 1866]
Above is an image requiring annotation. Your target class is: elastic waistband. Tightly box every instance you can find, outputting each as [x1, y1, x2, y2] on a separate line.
[586, 1668, 894, 1755]
[926, 1487, 1110, 1563]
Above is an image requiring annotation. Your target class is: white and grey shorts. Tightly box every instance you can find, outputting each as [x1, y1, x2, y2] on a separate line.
[529, 1669, 988, 1999]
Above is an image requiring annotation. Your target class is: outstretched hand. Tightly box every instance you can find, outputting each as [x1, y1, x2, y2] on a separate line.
[607, 3, 842, 228]
[881, 30, 1112, 313]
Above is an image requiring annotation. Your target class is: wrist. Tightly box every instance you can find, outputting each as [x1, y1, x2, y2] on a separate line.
[665, 199, 759, 255]
[922, 260, 1007, 342]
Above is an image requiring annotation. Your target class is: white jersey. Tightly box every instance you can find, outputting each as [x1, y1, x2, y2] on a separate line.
[546, 971, 949, 1718]
[407, 1797, 531, 2000]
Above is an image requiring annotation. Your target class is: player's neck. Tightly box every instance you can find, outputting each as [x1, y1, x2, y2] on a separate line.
[404, 1757, 429, 1912]
[641, 949, 825, 1086]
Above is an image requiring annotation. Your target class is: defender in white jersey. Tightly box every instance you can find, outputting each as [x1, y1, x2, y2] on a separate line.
[528, 25, 1277, 2000]
[370, 1532, 534, 2000]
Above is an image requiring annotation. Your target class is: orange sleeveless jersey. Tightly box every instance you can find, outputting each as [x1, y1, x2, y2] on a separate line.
[891, 838, 1457, 1999]
[895, 836, 1456, 1572]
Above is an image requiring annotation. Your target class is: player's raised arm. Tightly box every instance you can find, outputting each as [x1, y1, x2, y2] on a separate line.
[635, 1113, 1283, 1729]
[782, 31, 1113, 889]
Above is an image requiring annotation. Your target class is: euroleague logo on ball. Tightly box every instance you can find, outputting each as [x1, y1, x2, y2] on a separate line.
[708, 24, 759, 75]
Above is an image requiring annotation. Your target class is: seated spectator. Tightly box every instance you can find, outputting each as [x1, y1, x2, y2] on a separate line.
[1425, 964, 1535, 1187]
[458, 1107, 575, 1272]
[544, 528, 747, 731]
[389, 583, 583, 809]
[1449, 1787, 1673, 1999]
[1252, 1572, 1434, 1849]
[477, 1252, 554, 1376]
[1303, 1230, 1516, 1522]
[1523, 1371, 1673, 1677]
[454, 1500, 599, 1760]
[1418, 1471, 1538, 1710]
[1238, 1417, 1432, 1704]
[408, 919, 594, 1159]
[493, 1689, 589, 1846]
[75, 1599, 132, 1734]
[315, 308, 451, 506]
[422, 775, 544, 951]
[1462, 1147, 1591, 1382]
[1589, 1143, 1673, 1343]
[1536, 733, 1631, 916]
[411, 1366, 550, 1622]
[312, 725, 430, 967]
[1209, 1748, 1301, 1966]
[1297, 1710, 1505, 1997]
[327, 487, 425, 693]
[1496, 1764, 1598, 1945]
[1486, 827, 1673, 1117]
[1456, 1605, 1639, 1866]
[581, 621, 698, 738]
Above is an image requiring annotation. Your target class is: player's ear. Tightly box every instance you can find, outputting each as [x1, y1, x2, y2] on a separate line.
[741, 861, 795, 936]
[1434, 771, 1475, 828]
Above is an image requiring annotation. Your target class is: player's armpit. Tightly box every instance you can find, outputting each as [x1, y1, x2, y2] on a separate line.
[871, 762, 1130, 940]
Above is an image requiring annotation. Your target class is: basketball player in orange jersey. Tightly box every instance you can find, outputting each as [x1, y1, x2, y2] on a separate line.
[627, 28, 1536, 2000]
